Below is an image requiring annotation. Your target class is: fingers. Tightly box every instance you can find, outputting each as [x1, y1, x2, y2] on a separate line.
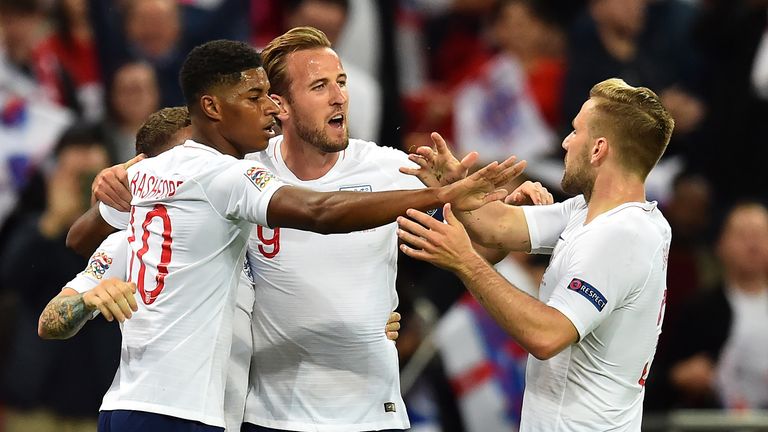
[404, 208, 444, 230]
[459, 151, 478, 170]
[386, 312, 401, 341]
[494, 159, 527, 186]
[388, 311, 401, 324]
[407, 153, 431, 169]
[442, 203, 456, 224]
[122, 153, 146, 169]
[482, 188, 509, 205]
[125, 282, 139, 312]
[472, 161, 500, 179]
[398, 242, 432, 262]
[414, 146, 436, 162]
[430, 132, 449, 154]
[396, 217, 434, 251]
[506, 181, 554, 205]
[93, 166, 132, 211]
[544, 189, 554, 205]
[86, 280, 138, 323]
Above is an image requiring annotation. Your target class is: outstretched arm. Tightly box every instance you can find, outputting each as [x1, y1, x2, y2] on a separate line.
[267, 157, 525, 234]
[399, 132, 547, 253]
[396, 204, 578, 360]
[470, 180, 555, 262]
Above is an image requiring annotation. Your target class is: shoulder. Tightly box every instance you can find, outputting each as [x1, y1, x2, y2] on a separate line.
[346, 139, 407, 162]
[564, 195, 588, 212]
[577, 206, 669, 263]
[603, 203, 670, 244]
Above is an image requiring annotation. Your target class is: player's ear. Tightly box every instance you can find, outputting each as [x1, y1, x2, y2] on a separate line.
[200, 94, 222, 121]
[591, 137, 608, 165]
[271, 94, 290, 122]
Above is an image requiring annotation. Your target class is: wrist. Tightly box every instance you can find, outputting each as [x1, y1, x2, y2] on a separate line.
[435, 183, 454, 204]
[80, 292, 97, 312]
[454, 248, 486, 277]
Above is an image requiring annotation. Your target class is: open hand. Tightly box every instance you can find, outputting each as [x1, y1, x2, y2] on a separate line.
[438, 155, 527, 211]
[399, 132, 478, 187]
[397, 203, 476, 272]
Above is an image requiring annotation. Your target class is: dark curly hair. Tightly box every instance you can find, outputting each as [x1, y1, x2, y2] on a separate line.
[179, 40, 263, 107]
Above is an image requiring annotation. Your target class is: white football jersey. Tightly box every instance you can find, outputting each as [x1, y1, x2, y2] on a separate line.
[242, 137, 420, 431]
[519, 196, 671, 432]
[64, 230, 255, 431]
[99, 140, 285, 428]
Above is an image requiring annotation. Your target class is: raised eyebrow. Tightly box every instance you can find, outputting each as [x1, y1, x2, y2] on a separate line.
[337, 73, 348, 81]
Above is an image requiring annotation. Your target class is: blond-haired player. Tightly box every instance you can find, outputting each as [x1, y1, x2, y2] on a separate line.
[398, 78, 674, 431]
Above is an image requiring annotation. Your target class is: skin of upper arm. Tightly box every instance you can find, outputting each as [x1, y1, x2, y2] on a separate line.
[539, 307, 580, 359]
[66, 206, 118, 257]
[461, 202, 532, 253]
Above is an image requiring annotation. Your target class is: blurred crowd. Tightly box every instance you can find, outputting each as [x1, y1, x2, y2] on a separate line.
[0, 0, 767, 431]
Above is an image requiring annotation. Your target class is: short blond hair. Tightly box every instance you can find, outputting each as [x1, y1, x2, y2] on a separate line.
[260, 26, 332, 100]
[588, 78, 675, 178]
[135, 106, 190, 157]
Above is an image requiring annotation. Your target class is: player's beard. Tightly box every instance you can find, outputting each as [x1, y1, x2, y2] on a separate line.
[294, 115, 349, 153]
[561, 145, 595, 200]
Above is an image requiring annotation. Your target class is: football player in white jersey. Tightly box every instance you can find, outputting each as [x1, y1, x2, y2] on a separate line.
[41, 106, 404, 432]
[397, 78, 675, 431]
[54, 39, 522, 432]
[239, 26, 457, 432]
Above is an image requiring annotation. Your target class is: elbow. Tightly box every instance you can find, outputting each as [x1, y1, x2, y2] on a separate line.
[304, 197, 345, 235]
[37, 322, 53, 340]
[65, 228, 86, 256]
[526, 336, 569, 361]
[311, 215, 340, 235]
[529, 346, 559, 361]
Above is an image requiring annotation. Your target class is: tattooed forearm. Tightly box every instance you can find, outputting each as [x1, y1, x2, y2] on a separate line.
[38, 293, 93, 340]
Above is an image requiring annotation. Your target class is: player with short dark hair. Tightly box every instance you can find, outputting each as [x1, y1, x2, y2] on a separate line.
[68, 39, 522, 432]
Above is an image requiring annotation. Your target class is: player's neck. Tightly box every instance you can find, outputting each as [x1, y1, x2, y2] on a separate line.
[280, 134, 340, 181]
[584, 170, 646, 224]
[190, 126, 243, 159]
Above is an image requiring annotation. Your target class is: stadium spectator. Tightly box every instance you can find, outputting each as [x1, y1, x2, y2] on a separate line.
[89, 0, 250, 107]
[666, 202, 768, 410]
[35, 0, 103, 121]
[0, 124, 116, 432]
[98, 61, 160, 164]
